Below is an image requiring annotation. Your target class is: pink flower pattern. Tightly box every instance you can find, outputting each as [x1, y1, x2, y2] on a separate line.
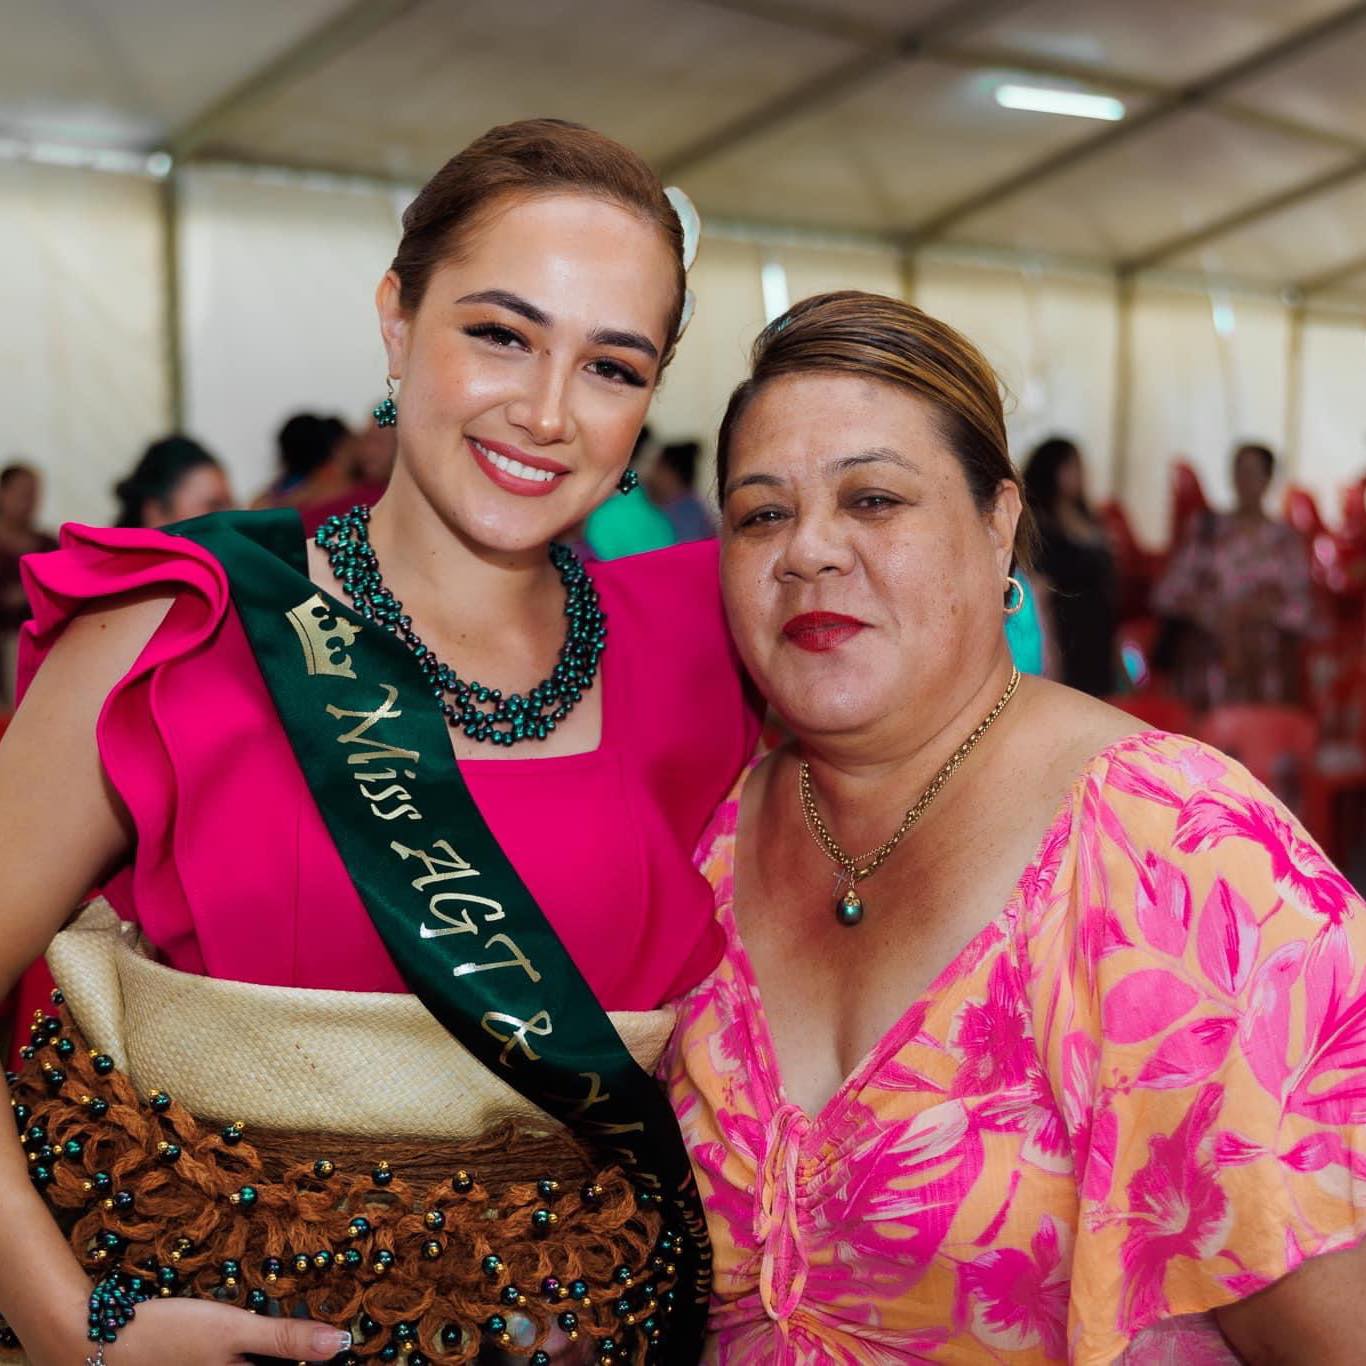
[663, 733, 1366, 1363]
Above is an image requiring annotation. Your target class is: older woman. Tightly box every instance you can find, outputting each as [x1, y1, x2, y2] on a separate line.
[665, 292, 1366, 1364]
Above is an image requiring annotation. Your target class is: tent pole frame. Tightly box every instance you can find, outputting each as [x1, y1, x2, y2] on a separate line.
[159, 173, 184, 430]
[1110, 275, 1136, 512]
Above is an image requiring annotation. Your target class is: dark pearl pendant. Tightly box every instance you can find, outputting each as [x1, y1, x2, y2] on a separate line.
[836, 887, 864, 926]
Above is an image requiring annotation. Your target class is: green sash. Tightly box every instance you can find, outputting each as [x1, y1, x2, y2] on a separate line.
[172, 509, 709, 1361]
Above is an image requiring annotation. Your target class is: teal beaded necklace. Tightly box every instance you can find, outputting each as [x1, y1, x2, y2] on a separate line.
[315, 505, 605, 747]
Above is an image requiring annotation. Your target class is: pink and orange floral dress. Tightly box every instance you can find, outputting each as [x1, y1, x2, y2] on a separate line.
[664, 732, 1366, 1363]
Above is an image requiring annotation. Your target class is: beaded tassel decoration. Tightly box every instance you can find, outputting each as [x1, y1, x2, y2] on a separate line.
[316, 505, 606, 747]
[6, 990, 679, 1364]
[373, 377, 398, 428]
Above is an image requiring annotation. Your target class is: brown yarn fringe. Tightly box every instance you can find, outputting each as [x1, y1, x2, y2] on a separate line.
[1, 1001, 682, 1363]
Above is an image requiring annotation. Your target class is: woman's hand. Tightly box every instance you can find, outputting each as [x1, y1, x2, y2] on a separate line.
[93, 1297, 351, 1365]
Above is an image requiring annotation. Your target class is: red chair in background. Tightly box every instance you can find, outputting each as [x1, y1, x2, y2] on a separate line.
[1098, 501, 1162, 621]
[1310, 530, 1366, 628]
[1109, 689, 1195, 735]
[1341, 477, 1366, 544]
[1169, 461, 1209, 550]
[1307, 661, 1366, 864]
[1283, 486, 1325, 542]
[1196, 704, 1322, 830]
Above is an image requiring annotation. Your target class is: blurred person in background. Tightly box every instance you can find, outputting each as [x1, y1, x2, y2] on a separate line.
[346, 409, 399, 489]
[251, 412, 349, 510]
[0, 463, 56, 708]
[584, 422, 676, 559]
[1154, 442, 1313, 708]
[646, 438, 716, 542]
[1022, 435, 1118, 696]
[114, 434, 235, 529]
[299, 411, 399, 533]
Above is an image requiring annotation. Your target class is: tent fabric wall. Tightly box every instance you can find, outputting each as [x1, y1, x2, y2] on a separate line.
[0, 162, 170, 527]
[915, 260, 1119, 506]
[1298, 318, 1366, 522]
[1, 166, 1362, 542]
[650, 236, 905, 496]
[179, 168, 400, 503]
[649, 236, 766, 497]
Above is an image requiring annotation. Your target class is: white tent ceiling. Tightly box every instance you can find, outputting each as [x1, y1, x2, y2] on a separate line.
[5, 0, 1366, 305]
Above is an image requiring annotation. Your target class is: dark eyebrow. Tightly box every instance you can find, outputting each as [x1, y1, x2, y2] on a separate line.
[722, 472, 784, 500]
[589, 326, 659, 361]
[456, 289, 551, 328]
[723, 447, 921, 501]
[457, 290, 659, 362]
[831, 447, 921, 475]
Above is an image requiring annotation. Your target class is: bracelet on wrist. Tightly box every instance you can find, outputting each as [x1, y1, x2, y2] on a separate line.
[86, 1271, 152, 1359]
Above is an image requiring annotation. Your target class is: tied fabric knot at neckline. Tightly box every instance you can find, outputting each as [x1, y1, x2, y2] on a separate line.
[754, 1102, 813, 1325]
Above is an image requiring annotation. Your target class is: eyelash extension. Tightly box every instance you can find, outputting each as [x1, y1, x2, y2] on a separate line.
[589, 359, 647, 389]
[464, 322, 525, 347]
[464, 323, 647, 388]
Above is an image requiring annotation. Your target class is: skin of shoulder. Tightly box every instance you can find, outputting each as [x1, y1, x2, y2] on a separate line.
[1010, 677, 1145, 782]
[0, 589, 174, 993]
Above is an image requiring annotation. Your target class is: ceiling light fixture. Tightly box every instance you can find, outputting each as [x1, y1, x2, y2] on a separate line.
[994, 84, 1126, 122]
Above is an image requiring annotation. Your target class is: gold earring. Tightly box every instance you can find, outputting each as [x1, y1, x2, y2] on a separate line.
[1004, 576, 1025, 616]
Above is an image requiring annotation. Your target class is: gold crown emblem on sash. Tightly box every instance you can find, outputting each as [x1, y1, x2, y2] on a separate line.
[285, 594, 361, 680]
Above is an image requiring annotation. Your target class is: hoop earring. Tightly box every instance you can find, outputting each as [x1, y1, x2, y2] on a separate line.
[372, 377, 397, 428]
[1004, 575, 1026, 616]
[616, 468, 639, 495]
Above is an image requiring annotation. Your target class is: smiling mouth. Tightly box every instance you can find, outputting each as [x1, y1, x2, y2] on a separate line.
[468, 437, 560, 484]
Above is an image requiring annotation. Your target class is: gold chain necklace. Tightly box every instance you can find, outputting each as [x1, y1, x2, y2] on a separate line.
[799, 667, 1021, 926]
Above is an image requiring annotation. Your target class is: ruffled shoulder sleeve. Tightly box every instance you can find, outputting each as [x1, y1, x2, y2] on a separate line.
[16, 523, 239, 972]
[1022, 732, 1366, 1363]
[18, 523, 230, 701]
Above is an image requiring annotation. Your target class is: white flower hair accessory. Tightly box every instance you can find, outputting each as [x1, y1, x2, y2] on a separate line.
[664, 185, 700, 339]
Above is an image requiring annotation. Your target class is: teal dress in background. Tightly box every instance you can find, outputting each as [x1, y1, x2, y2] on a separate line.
[585, 488, 677, 560]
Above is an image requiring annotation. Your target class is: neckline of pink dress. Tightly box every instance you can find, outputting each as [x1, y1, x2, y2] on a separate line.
[715, 730, 1165, 1139]
[302, 512, 615, 769]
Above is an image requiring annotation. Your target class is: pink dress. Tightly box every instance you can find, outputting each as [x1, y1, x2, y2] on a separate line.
[665, 732, 1366, 1362]
[19, 522, 759, 1010]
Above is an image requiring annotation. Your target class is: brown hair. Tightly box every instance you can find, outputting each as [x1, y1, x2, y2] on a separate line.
[392, 118, 688, 366]
[716, 291, 1035, 567]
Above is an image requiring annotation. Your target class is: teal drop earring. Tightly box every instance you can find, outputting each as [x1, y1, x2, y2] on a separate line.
[373, 377, 397, 428]
[616, 468, 639, 494]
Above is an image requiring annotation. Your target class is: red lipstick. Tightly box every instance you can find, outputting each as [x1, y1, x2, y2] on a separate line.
[781, 612, 868, 653]
[467, 436, 570, 498]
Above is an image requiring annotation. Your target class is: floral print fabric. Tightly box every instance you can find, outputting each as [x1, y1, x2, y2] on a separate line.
[664, 732, 1366, 1363]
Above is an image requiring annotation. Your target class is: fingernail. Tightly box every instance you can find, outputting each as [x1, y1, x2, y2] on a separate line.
[314, 1328, 351, 1355]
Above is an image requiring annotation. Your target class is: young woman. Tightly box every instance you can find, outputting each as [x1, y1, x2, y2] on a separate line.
[0, 120, 755, 1365]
